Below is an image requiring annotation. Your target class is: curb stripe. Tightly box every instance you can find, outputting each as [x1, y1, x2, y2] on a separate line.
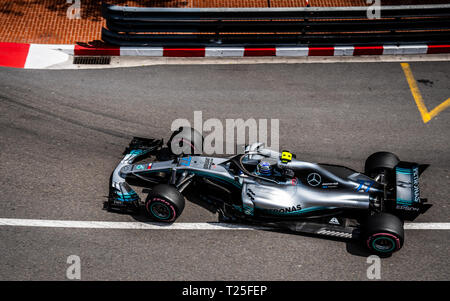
[334, 46, 354, 56]
[427, 44, 450, 54]
[120, 47, 163, 56]
[0, 42, 30, 68]
[276, 47, 309, 56]
[0, 218, 448, 230]
[309, 46, 334, 56]
[244, 48, 276, 56]
[354, 45, 384, 56]
[74, 45, 120, 56]
[2, 42, 450, 69]
[205, 47, 245, 57]
[163, 48, 205, 57]
[383, 44, 428, 55]
[24, 44, 72, 69]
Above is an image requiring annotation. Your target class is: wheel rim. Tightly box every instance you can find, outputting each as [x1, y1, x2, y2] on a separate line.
[372, 236, 396, 252]
[150, 202, 171, 220]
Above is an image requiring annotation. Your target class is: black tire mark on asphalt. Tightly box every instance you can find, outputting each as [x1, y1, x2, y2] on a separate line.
[57, 101, 164, 130]
[0, 121, 41, 138]
[0, 94, 130, 139]
[0, 70, 163, 131]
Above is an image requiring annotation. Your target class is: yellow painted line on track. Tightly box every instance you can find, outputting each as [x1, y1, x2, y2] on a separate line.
[401, 62, 450, 123]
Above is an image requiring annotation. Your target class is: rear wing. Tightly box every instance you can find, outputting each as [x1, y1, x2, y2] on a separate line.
[394, 161, 431, 218]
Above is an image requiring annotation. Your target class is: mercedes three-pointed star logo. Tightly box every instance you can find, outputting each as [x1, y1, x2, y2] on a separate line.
[307, 173, 321, 186]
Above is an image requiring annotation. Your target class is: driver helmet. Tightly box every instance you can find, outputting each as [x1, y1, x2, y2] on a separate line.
[257, 161, 273, 176]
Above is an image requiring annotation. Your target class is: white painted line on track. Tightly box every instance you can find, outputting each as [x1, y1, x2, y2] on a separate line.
[0, 218, 269, 230]
[404, 223, 450, 230]
[0, 218, 448, 230]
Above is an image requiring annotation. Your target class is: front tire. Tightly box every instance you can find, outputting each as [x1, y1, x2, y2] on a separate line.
[363, 213, 404, 255]
[145, 184, 185, 223]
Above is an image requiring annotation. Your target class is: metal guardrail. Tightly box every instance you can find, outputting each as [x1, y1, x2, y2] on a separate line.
[101, 2, 450, 46]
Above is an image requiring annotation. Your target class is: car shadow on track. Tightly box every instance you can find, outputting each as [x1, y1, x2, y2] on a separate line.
[103, 191, 389, 258]
[110, 209, 385, 258]
[252, 227, 389, 258]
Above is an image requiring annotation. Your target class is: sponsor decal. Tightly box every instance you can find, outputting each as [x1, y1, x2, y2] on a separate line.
[413, 166, 420, 203]
[179, 156, 192, 166]
[356, 180, 374, 192]
[396, 204, 420, 212]
[329, 217, 340, 225]
[135, 164, 145, 170]
[266, 205, 302, 214]
[147, 163, 153, 170]
[396, 165, 420, 206]
[203, 158, 213, 169]
[307, 173, 321, 186]
[322, 182, 338, 189]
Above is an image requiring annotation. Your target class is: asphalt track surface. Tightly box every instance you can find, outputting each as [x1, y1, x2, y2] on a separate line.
[0, 61, 449, 280]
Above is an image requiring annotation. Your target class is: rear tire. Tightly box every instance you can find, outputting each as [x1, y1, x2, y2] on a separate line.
[145, 184, 185, 223]
[363, 213, 404, 255]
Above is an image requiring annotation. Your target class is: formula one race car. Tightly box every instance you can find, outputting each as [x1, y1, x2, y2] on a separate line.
[107, 127, 430, 255]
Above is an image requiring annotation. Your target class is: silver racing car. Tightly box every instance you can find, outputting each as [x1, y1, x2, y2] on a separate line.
[108, 127, 430, 255]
